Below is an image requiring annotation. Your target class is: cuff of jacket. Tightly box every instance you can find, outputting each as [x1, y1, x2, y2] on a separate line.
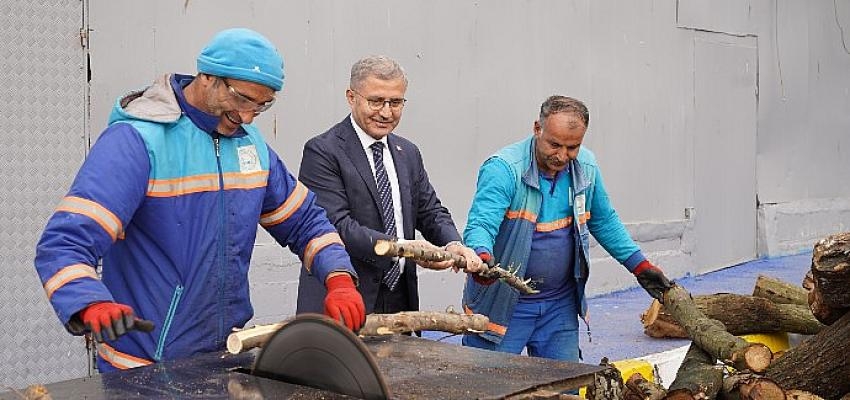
[623, 250, 647, 273]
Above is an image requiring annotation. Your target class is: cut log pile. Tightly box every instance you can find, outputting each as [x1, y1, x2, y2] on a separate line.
[623, 231, 850, 400]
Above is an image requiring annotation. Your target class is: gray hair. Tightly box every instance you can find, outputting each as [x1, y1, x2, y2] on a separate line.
[350, 55, 408, 89]
[538, 95, 589, 128]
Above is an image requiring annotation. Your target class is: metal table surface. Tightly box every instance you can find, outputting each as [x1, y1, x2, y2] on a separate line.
[1, 335, 604, 399]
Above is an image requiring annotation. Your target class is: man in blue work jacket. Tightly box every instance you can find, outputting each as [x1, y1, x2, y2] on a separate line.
[461, 95, 673, 362]
[34, 28, 365, 372]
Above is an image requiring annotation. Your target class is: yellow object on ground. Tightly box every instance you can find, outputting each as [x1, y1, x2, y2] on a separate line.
[740, 332, 790, 353]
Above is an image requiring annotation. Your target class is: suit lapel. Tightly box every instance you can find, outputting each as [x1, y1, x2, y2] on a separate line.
[387, 135, 413, 239]
[337, 117, 381, 206]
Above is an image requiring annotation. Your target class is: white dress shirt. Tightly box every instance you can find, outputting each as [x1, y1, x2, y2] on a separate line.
[351, 115, 407, 271]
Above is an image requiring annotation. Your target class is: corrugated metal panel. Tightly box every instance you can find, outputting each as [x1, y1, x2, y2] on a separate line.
[0, 0, 88, 389]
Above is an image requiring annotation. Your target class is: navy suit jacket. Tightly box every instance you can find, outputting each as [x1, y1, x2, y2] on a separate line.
[296, 116, 461, 314]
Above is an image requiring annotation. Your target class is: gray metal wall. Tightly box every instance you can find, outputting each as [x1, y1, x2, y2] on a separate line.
[0, 0, 89, 389]
[3, 0, 849, 389]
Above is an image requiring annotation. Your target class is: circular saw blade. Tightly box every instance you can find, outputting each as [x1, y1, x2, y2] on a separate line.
[252, 313, 390, 400]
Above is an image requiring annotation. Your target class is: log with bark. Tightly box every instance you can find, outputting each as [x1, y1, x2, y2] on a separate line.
[720, 373, 785, 400]
[765, 310, 850, 399]
[785, 391, 825, 400]
[641, 294, 824, 338]
[374, 239, 539, 294]
[811, 232, 850, 308]
[752, 275, 808, 305]
[622, 373, 665, 400]
[226, 311, 490, 354]
[584, 358, 626, 400]
[662, 285, 773, 373]
[361, 311, 489, 336]
[509, 392, 582, 400]
[665, 343, 723, 399]
[806, 234, 850, 325]
[806, 276, 848, 326]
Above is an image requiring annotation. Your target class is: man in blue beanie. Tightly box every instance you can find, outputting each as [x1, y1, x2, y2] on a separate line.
[34, 28, 365, 373]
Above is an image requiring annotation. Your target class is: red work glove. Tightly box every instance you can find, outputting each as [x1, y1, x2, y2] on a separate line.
[80, 302, 137, 343]
[470, 252, 498, 286]
[634, 261, 674, 301]
[324, 274, 366, 331]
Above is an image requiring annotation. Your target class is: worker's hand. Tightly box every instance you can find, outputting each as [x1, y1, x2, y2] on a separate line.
[324, 273, 366, 332]
[407, 240, 454, 270]
[470, 252, 498, 286]
[79, 302, 137, 343]
[634, 261, 673, 301]
[445, 242, 484, 273]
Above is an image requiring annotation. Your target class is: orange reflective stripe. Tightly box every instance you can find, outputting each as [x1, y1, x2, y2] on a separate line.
[536, 216, 573, 232]
[148, 171, 269, 197]
[303, 232, 343, 273]
[98, 343, 152, 370]
[220, 171, 268, 190]
[260, 181, 308, 227]
[578, 211, 591, 225]
[44, 264, 99, 300]
[56, 196, 123, 241]
[148, 174, 220, 197]
[464, 305, 507, 336]
[505, 209, 537, 223]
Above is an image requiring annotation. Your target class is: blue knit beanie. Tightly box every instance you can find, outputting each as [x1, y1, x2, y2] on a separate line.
[197, 28, 284, 91]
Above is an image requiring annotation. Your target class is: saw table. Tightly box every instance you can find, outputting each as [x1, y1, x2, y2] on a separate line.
[0, 335, 604, 399]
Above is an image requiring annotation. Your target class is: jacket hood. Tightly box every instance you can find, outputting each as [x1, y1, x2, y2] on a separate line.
[108, 74, 182, 125]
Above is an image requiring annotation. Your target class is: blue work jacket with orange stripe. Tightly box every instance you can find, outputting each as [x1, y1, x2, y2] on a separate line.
[34, 74, 355, 371]
[462, 135, 646, 344]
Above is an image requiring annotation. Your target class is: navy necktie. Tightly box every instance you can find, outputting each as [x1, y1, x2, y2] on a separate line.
[371, 142, 402, 291]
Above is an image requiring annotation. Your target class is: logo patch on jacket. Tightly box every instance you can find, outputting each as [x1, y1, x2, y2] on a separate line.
[575, 193, 586, 219]
[238, 145, 261, 173]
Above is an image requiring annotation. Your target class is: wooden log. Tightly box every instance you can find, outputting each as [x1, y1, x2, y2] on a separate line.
[226, 311, 491, 354]
[804, 269, 850, 326]
[662, 285, 773, 372]
[785, 390, 825, 400]
[624, 373, 665, 400]
[803, 239, 850, 325]
[361, 312, 489, 336]
[665, 343, 723, 399]
[811, 232, 850, 308]
[509, 392, 583, 400]
[227, 322, 283, 354]
[374, 239, 539, 294]
[585, 358, 626, 400]
[721, 373, 785, 400]
[807, 279, 848, 325]
[641, 294, 824, 338]
[764, 310, 850, 399]
[752, 275, 808, 305]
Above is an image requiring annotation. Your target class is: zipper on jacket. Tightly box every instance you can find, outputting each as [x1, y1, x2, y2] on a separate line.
[154, 285, 184, 361]
[213, 132, 227, 342]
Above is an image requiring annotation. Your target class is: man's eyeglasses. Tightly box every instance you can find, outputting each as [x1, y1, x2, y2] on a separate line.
[351, 89, 406, 111]
[222, 78, 275, 114]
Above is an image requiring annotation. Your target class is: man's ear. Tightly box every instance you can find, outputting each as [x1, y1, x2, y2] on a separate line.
[196, 73, 217, 89]
[533, 120, 542, 136]
[345, 89, 355, 105]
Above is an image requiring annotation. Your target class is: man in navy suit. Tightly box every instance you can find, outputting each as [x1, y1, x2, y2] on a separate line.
[297, 55, 483, 315]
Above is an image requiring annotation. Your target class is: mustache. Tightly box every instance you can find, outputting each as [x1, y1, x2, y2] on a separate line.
[547, 157, 566, 166]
